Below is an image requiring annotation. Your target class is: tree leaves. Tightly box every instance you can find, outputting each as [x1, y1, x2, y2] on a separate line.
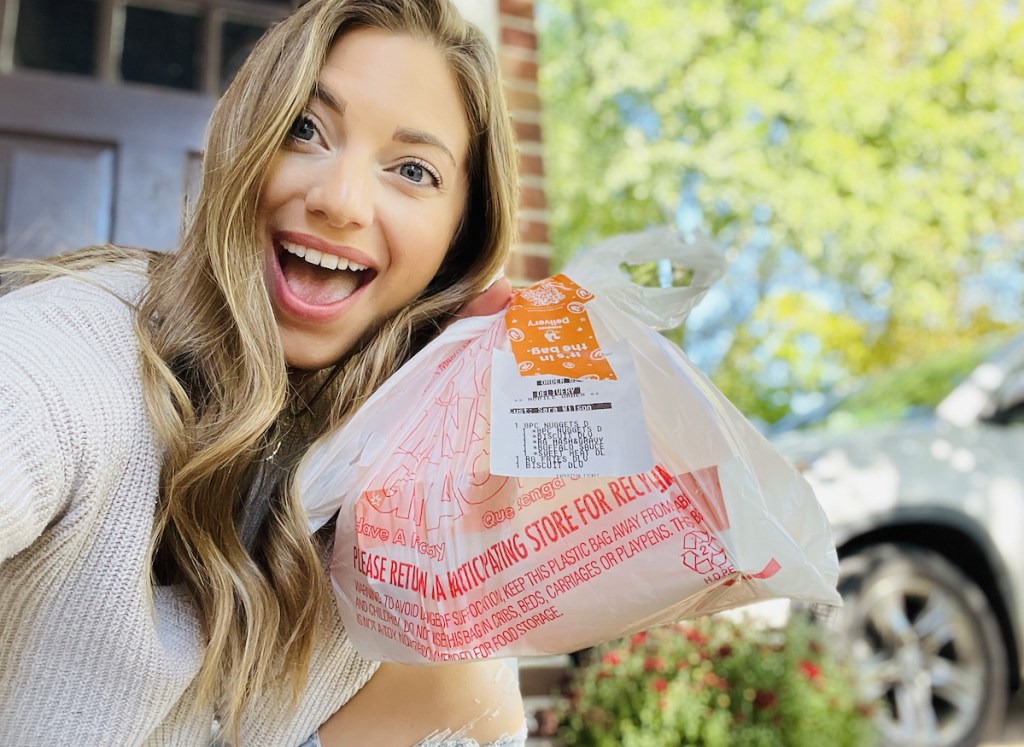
[537, 0, 1024, 422]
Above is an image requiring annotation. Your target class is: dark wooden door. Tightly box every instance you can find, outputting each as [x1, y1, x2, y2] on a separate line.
[0, 0, 292, 259]
[0, 0, 489, 260]
[0, 72, 211, 257]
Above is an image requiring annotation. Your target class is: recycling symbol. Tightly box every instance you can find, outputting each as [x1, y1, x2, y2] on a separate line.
[680, 531, 727, 574]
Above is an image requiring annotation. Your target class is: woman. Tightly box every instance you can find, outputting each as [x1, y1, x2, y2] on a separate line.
[0, 0, 525, 745]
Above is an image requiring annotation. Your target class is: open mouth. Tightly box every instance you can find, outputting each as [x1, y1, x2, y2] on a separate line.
[276, 240, 376, 306]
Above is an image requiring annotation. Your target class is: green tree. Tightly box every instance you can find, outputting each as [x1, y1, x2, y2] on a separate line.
[537, 0, 1024, 422]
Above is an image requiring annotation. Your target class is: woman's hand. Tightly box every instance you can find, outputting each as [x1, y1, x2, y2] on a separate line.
[317, 659, 525, 746]
[455, 276, 512, 319]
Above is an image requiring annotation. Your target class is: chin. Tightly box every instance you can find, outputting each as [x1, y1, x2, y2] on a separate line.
[278, 313, 387, 373]
[284, 350, 343, 372]
[280, 333, 350, 373]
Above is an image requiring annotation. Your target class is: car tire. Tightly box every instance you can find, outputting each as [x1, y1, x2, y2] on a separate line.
[834, 543, 1008, 747]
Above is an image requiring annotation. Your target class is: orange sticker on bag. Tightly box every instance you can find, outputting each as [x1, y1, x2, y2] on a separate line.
[505, 274, 615, 380]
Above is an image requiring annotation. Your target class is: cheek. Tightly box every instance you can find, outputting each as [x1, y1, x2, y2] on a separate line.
[396, 202, 463, 271]
[258, 156, 292, 214]
[427, 185, 469, 262]
[419, 222, 459, 281]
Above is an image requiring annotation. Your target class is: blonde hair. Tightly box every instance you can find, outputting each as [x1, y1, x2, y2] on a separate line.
[3, 0, 517, 735]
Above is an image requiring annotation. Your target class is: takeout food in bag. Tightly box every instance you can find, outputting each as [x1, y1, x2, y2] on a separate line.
[298, 229, 840, 663]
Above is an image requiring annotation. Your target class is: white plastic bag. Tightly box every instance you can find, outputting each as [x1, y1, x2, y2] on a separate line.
[561, 226, 726, 330]
[298, 229, 839, 663]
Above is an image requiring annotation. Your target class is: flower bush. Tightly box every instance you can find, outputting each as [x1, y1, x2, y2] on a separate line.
[557, 614, 878, 747]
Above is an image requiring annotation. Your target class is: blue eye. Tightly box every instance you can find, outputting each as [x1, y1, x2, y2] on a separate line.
[399, 162, 426, 182]
[288, 115, 317, 142]
[397, 159, 441, 187]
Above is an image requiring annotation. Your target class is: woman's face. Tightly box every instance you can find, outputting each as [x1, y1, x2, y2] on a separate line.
[259, 28, 470, 370]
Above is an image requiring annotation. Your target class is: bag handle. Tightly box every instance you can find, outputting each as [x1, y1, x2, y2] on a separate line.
[560, 227, 725, 330]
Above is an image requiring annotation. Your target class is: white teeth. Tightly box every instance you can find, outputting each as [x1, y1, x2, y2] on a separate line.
[281, 241, 370, 272]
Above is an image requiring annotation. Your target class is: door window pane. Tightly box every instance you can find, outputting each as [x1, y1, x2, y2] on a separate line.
[121, 7, 200, 91]
[221, 21, 269, 91]
[0, 136, 115, 258]
[14, 0, 98, 76]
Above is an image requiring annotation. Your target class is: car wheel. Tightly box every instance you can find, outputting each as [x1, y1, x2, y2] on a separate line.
[834, 543, 1008, 747]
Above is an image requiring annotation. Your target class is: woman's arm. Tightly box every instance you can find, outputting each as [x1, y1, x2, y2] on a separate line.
[316, 278, 520, 745]
[0, 269, 151, 565]
[316, 659, 525, 747]
[0, 365, 72, 565]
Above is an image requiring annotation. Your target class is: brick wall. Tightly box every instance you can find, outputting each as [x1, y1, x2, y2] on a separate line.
[497, 0, 551, 284]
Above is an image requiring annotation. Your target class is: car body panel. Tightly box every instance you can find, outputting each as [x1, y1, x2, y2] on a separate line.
[775, 333, 1024, 686]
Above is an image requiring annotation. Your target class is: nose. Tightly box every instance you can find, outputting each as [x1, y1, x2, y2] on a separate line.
[305, 152, 375, 229]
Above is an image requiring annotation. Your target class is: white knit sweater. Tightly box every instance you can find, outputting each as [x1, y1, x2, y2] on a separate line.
[0, 264, 378, 746]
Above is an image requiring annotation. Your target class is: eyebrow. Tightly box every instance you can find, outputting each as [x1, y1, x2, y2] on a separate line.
[312, 84, 345, 116]
[311, 80, 457, 169]
[393, 127, 457, 169]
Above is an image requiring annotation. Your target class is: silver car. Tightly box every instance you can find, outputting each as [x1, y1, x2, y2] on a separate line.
[773, 332, 1024, 747]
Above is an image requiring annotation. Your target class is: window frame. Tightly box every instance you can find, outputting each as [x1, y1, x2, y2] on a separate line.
[0, 0, 297, 94]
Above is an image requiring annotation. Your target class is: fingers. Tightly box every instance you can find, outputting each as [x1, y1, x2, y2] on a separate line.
[455, 275, 512, 319]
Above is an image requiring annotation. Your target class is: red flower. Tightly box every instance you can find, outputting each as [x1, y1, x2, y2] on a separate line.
[630, 631, 649, 648]
[643, 656, 665, 672]
[602, 652, 621, 666]
[683, 627, 707, 645]
[753, 690, 776, 709]
[702, 672, 729, 690]
[717, 645, 733, 658]
[799, 660, 823, 682]
[652, 677, 668, 692]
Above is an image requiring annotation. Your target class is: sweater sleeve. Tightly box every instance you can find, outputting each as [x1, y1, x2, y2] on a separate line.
[0, 359, 72, 565]
[0, 265, 146, 565]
